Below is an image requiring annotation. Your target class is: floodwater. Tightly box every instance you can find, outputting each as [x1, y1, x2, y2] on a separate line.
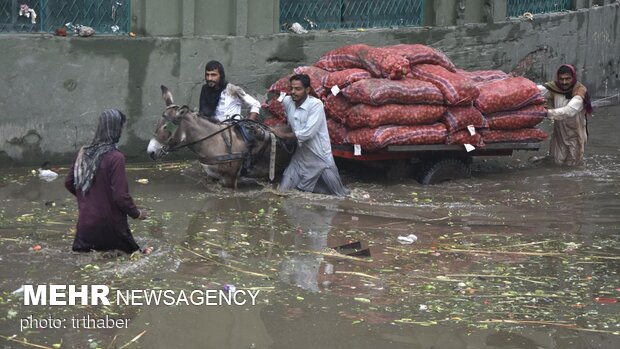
[0, 105, 618, 349]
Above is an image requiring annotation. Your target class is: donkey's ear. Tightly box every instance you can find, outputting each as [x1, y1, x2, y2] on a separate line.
[161, 85, 174, 106]
[177, 106, 191, 119]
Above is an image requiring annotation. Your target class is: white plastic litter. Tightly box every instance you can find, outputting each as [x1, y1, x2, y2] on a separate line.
[464, 144, 475, 152]
[38, 169, 59, 182]
[289, 22, 308, 34]
[397, 234, 418, 244]
[19, 4, 37, 24]
[77, 25, 96, 37]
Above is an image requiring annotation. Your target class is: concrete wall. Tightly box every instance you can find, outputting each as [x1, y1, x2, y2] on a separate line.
[0, 1, 618, 167]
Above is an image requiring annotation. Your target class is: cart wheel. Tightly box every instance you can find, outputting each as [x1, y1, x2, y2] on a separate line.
[418, 158, 471, 185]
[385, 160, 413, 180]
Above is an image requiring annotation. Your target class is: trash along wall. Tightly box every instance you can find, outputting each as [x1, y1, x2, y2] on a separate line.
[0, 0, 618, 167]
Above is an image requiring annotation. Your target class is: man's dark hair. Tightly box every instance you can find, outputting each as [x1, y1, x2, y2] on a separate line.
[290, 74, 311, 88]
[557, 65, 572, 76]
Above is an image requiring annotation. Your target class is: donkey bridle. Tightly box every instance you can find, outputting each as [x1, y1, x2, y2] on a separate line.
[159, 105, 242, 155]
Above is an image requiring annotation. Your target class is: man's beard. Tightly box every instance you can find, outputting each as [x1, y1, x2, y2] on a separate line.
[200, 81, 226, 117]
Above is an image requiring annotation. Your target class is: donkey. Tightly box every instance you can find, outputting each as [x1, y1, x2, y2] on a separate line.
[147, 86, 294, 188]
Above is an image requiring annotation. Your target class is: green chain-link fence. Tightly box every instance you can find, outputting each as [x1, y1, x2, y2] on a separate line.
[280, 0, 424, 31]
[507, 0, 572, 17]
[0, 0, 130, 33]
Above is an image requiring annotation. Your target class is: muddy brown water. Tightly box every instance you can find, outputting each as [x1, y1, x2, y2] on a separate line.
[0, 105, 618, 349]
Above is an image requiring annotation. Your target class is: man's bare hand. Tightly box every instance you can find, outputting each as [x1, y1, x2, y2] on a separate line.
[271, 125, 296, 141]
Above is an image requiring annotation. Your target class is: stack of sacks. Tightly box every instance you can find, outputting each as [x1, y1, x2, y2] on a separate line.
[317, 44, 455, 151]
[263, 44, 455, 150]
[407, 62, 485, 149]
[474, 76, 548, 143]
[263, 44, 547, 150]
[339, 77, 447, 150]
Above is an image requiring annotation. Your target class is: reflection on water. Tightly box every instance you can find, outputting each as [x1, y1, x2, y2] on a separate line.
[279, 200, 336, 293]
[0, 105, 619, 348]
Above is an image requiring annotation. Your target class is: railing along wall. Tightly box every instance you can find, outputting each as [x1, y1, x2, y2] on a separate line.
[507, 0, 572, 17]
[0, 0, 130, 33]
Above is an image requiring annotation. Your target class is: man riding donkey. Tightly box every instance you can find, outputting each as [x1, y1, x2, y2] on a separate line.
[538, 64, 593, 166]
[199, 60, 266, 174]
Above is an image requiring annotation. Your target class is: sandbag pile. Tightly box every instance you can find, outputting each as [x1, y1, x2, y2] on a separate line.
[263, 43, 547, 149]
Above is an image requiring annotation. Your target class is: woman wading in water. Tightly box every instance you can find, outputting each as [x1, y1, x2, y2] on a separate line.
[65, 109, 152, 255]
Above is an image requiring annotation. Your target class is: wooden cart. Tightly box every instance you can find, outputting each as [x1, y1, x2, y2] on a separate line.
[332, 142, 541, 184]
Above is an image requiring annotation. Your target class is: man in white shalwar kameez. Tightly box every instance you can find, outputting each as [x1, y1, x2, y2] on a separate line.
[275, 74, 348, 196]
[538, 64, 592, 166]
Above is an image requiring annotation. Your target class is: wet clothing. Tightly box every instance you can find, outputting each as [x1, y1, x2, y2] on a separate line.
[65, 150, 141, 253]
[74, 109, 126, 193]
[538, 86, 588, 166]
[199, 83, 261, 122]
[279, 95, 348, 196]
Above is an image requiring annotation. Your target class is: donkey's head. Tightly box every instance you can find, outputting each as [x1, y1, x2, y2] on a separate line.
[147, 85, 193, 160]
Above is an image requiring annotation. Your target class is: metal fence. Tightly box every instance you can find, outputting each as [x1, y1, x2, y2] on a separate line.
[280, 0, 424, 31]
[507, 0, 572, 17]
[0, 0, 130, 34]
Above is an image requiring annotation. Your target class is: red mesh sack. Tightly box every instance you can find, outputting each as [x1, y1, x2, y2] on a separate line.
[262, 98, 286, 120]
[410, 64, 480, 106]
[346, 123, 447, 151]
[481, 128, 548, 143]
[268, 75, 292, 94]
[383, 44, 456, 72]
[264, 117, 287, 127]
[323, 68, 372, 89]
[356, 47, 410, 80]
[345, 103, 446, 129]
[475, 77, 544, 114]
[455, 69, 508, 85]
[442, 106, 487, 133]
[293, 66, 329, 97]
[375, 123, 447, 148]
[314, 44, 370, 71]
[446, 130, 485, 147]
[342, 78, 444, 106]
[486, 104, 546, 130]
[327, 118, 348, 145]
[323, 95, 354, 123]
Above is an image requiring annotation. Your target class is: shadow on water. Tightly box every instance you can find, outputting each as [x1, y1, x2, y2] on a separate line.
[0, 105, 619, 348]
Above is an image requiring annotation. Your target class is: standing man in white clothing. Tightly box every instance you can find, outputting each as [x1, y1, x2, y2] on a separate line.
[274, 74, 348, 196]
[538, 64, 592, 166]
[199, 60, 261, 122]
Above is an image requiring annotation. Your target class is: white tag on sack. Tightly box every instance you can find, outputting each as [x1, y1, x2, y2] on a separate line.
[354, 144, 362, 156]
[277, 92, 286, 102]
[464, 144, 475, 152]
[331, 85, 341, 96]
[467, 125, 476, 136]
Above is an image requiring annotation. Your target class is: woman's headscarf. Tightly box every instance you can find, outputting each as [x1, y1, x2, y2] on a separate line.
[544, 64, 593, 117]
[74, 109, 126, 193]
